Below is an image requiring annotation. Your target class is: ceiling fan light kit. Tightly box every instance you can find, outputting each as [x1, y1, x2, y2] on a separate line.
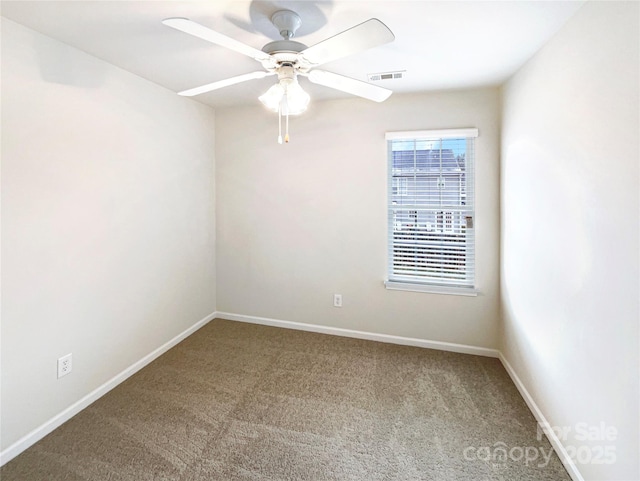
[163, 10, 395, 143]
[258, 65, 310, 143]
[260, 65, 309, 111]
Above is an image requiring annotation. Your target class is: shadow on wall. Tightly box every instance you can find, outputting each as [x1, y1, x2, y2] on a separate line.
[35, 36, 107, 87]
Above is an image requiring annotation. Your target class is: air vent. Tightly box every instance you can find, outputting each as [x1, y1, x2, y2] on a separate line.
[367, 70, 405, 82]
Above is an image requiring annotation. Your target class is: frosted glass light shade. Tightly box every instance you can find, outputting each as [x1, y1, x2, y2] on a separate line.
[282, 81, 310, 115]
[258, 83, 285, 112]
[259, 78, 309, 115]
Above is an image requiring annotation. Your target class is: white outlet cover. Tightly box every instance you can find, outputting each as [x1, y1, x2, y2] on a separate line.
[57, 353, 72, 378]
[333, 294, 343, 307]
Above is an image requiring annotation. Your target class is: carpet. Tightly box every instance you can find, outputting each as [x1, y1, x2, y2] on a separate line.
[1, 318, 570, 480]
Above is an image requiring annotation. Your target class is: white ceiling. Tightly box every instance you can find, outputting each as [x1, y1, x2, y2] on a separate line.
[1, 0, 585, 109]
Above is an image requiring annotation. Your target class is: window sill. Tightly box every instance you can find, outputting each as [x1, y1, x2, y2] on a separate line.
[384, 280, 478, 297]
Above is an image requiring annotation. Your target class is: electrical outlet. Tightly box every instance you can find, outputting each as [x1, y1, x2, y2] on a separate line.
[333, 294, 343, 308]
[57, 353, 72, 378]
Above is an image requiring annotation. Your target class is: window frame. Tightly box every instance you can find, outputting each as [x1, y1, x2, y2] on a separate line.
[384, 128, 479, 296]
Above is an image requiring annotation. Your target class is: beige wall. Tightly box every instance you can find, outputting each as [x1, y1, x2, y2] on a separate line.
[501, 2, 639, 480]
[216, 88, 500, 348]
[1, 19, 216, 451]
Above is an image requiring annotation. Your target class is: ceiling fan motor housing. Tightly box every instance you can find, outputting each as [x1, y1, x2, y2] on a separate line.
[261, 40, 307, 56]
[261, 10, 308, 71]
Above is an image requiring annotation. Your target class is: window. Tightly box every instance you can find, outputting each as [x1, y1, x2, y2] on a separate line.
[385, 128, 478, 295]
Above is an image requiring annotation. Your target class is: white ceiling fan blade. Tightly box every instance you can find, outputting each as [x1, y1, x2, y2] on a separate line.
[163, 17, 271, 62]
[308, 70, 392, 102]
[178, 71, 273, 97]
[300, 19, 394, 66]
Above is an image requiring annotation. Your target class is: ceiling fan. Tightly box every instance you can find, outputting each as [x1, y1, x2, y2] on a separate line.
[162, 10, 395, 142]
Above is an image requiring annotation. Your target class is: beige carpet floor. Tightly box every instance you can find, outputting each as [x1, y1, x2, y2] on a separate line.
[1, 319, 570, 480]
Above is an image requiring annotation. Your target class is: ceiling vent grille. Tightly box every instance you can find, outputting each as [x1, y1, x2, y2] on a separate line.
[368, 70, 405, 82]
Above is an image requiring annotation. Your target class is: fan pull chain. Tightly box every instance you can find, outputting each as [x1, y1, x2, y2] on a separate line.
[285, 111, 290, 143]
[277, 105, 283, 144]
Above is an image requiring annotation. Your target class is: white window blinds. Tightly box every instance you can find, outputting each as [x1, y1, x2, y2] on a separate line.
[386, 128, 477, 292]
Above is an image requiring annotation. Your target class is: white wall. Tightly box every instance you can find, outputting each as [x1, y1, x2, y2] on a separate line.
[216, 88, 500, 348]
[501, 2, 639, 480]
[1, 19, 216, 452]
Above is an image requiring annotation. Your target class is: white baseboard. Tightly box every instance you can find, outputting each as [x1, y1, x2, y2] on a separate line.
[498, 353, 584, 481]
[214, 311, 500, 358]
[0, 311, 216, 467]
[2, 308, 583, 481]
